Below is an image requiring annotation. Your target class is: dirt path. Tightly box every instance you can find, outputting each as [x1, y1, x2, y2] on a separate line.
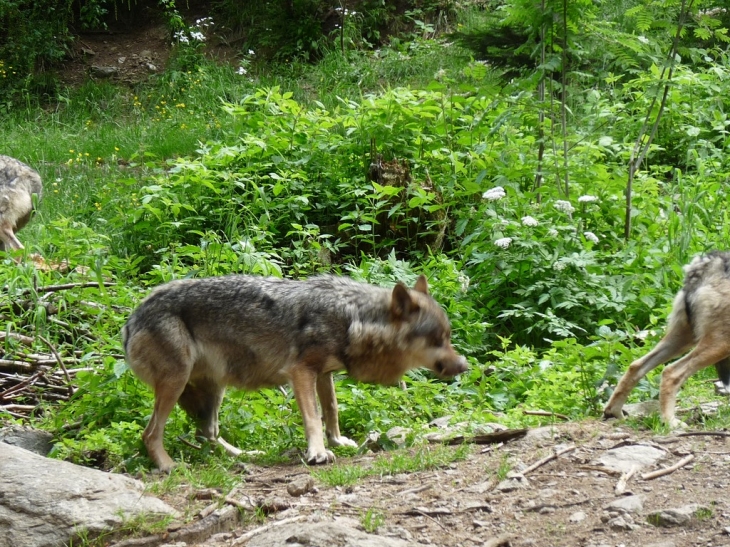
[135, 420, 730, 547]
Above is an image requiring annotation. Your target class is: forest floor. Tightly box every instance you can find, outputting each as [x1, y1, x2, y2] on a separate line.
[134, 419, 730, 547]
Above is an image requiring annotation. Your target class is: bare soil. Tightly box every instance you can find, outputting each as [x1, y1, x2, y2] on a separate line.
[60, 24, 172, 88]
[140, 420, 730, 547]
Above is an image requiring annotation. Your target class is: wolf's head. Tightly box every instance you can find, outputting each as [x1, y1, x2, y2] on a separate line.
[390, 275, 469, 379]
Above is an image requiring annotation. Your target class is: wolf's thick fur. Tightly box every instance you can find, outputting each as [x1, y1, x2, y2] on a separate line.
[123, 274, 468, 471]
[604, 251, 730, 427]
[0, 156, 42, 251]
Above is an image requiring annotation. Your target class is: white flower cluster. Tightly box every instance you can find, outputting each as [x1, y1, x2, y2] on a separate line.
[482, 186, 506, 201]
[174, 30, 206, 44]
[584, 231, 599, 244]
[236, 67, 247, 75]
[553, 200, 575, 214]
[521, 216, 538, 227]
[494, 237, 512, 249]
[578, 195, 598, 203]
[458, 274, 470, 293]
[195, 17, 214, 27]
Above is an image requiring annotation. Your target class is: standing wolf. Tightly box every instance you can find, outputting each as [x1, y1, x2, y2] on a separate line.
[0, 155, 43, 251]
[604, 251, 730, 427]
[123, 274, 468, 471]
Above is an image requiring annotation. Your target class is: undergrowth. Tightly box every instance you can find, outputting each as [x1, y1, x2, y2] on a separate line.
[1, 4, 729, 475]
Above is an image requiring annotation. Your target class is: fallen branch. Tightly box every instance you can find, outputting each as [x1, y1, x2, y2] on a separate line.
[38, 335, 74, 397]
[17, 281, 116, 296]
[676, 431, 730, 438]
[441, 428, 528, 446]
[641, 454, 695, 481]
[0, 331, 34, 346]
[521, 445, 576, 476]
[522, 409, 570, 421]
[615, 466, 638, 495]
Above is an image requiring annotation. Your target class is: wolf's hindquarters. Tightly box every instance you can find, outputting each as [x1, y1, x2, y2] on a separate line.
[0, 156, 43, 251]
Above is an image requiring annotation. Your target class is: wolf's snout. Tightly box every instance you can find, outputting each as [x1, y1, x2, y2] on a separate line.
[436, 356, 468, 377]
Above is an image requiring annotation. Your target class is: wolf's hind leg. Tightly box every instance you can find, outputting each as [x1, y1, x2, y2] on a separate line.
[317, 373, 357, 450]
[660, 336, 730, 428]
[144, 377, 189, 472]
[178, 379, 240, 455]
[604, 294, 694, 420]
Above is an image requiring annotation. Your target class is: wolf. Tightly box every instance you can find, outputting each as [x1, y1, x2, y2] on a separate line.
[604, 251, 730, 427]
[0, 155, 43, 251]
[122, 274, 468, 471]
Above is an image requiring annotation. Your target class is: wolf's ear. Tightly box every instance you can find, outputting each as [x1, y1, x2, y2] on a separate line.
[414, 274, 429, 295]
[391, 282, 419, 320]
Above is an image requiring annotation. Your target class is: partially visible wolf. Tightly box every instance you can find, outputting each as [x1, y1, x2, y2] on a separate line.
[604, 251, 730, 427]
[123, 274, 468, 471]
[0, 156, 43, 251]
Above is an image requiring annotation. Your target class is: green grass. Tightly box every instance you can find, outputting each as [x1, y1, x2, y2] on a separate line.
[312, 444, 471, 487]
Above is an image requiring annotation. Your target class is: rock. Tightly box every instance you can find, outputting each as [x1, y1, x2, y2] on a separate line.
[595, 444, 666, 473]
[605, 494, 645, 514]
[648, 504, 710, 527]
[523, 426, 560, 445]
[608, 515, 640, 531]
[0, 443, 177, 547]
[385, 426, 411, 447]
[429, 415, 452, 428]
[287, 475, 315, 497]
[569, 511, 586, 523]
[246, 519, 411, 547]
[623, 400, 660, 417]
[496, 475, 529, 492]
[0, 425, 53, 455]
[90, 66, 119, 78]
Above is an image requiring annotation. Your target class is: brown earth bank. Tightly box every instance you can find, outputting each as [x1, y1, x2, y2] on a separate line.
[122, 420, 730, 547]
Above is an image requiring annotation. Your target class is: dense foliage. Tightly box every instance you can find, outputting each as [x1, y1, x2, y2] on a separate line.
[1, 0, 730, 473]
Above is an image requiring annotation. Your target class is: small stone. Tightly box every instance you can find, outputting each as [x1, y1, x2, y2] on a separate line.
[605, 495, 645, 514]
[386, 426, 411, 447]
[569, 511, 586, 523]
[648, 504, 709, 527]
[496, 475, 529, 492]
[90, 66, 119, 78]
[287, 475, 315, 497]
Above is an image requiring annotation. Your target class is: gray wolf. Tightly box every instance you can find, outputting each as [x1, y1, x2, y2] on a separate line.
[122, 274, 468, 471]
[0, 155, 43, 251]
[604, 251, 730, 427]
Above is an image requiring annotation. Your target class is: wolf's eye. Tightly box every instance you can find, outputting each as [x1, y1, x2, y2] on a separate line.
[430, 332, 446, 348]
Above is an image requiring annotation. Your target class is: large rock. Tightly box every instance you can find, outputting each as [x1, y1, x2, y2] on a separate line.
[594, 444, 667, 473]
[0, 443, 178, 547]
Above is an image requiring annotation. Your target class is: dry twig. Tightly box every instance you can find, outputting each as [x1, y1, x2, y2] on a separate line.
[641, 454, 695, 481]
[522, 445, 576, 476]
[522, 409, 570, 421]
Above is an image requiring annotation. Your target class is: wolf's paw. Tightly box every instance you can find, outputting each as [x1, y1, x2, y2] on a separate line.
[305, 447, 336, 465]
[327, 435, 358, 449]
[602, 405, 627, 421]
[667, 417, 687, 430]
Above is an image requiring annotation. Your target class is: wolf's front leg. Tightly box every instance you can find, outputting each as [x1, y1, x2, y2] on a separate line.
[291, 365, 335, 464]
[316, 373, 358, 449]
